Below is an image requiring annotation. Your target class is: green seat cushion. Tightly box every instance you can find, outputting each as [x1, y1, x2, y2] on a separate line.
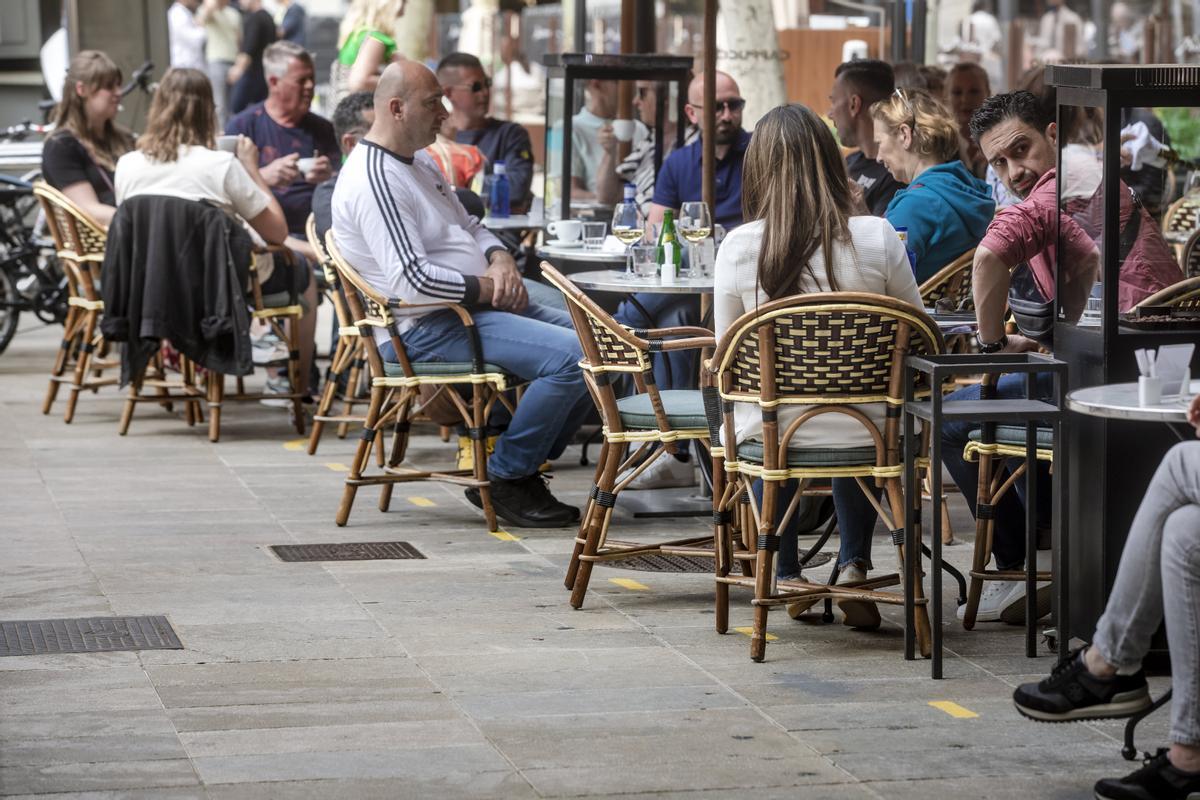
[383, 361, 507, 378]
[967, 425, 1054, 449]
[736, 440, 879, 468]
[616, 389, 709, 430]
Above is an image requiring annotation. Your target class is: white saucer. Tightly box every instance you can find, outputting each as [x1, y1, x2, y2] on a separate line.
[548, 240, 583, 249]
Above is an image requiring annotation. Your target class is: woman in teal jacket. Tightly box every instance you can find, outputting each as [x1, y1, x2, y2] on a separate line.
[870, 88, 995, 284]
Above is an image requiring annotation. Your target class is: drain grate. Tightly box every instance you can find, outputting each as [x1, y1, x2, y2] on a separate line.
[270, 541, 426, 562]
[599, 550, 833, 573]
[0, 616, 182, 657]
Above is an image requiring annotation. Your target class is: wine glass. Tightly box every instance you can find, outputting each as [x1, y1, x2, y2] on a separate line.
[678, 201, 712, 277]
[610, 201, 645, 275]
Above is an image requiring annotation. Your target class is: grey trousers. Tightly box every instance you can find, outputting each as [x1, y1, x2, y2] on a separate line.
[1093, 441, 1200, 746]
[208, 59, 233, 130]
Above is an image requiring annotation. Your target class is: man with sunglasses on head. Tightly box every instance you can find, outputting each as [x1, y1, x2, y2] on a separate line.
[828, 59, 906, 216]
[436, 52, 535, 213]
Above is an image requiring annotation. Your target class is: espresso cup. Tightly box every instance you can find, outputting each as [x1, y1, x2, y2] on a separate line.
[612, 119, 635, 142]
[547, 219, 583, 242]
[296, 157, 317, 175]
[216, 135, 240, 153]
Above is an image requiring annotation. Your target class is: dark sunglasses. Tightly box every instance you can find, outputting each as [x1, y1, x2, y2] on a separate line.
[454, 78, 492, 94]
[689, 98, 746, 114]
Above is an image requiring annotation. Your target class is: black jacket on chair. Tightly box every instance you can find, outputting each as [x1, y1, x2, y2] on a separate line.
[101, 195, 254, 386]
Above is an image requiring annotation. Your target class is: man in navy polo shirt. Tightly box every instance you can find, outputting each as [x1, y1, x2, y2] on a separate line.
[647, 70, 749, 229]
[614, 70, 750, 490]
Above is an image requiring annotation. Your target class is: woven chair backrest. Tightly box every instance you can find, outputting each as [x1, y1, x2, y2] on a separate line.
[1137, 275, 1200, 310]
[713, 293, 943, 406]
[32, 181, 106, 259]
[919, 248, 975, 311]
[541, 263, 648, 374]
[1184, 228, 1200, 280]
[305, 214, 356, 329]
[1163, 197, 1200, 236]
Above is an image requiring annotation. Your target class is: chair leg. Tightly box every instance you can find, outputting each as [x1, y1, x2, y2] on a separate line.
[337, 387, 384, 527]
[569, 441, 624, 609]
[63, 310, 98, 423]
[43, 305, 80, 414]
[712, 458, 732, 634]
[750, 480, 779, 662]
[118, 384, 137, 435]
[565, 440, 613, 591]
[287, 318, 306, 435]
[889, 476, 932, 658]
[963, 451, 997, 630]
[207, 372, 223, 443]
[337, 347, 365, 439]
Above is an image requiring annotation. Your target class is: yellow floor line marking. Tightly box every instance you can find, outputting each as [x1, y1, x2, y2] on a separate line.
[489, 529, 521, 541]
[732, 627, 778, 641]
[282, 438, 307, 451]
[408, 497, 435, 507]
[929, 701, 979, 719]
[609, 578, 650, 591]
[324, 463, 349, 472]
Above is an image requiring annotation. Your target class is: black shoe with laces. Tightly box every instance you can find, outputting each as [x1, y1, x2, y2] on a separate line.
[465, 474, 580, 528]
[1094, 749, 1200, 800]
[1013, 647, 1151, 722]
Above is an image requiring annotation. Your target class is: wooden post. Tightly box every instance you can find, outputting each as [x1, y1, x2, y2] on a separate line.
[702, 0, 716, 320]
[617, 0, 635, 163]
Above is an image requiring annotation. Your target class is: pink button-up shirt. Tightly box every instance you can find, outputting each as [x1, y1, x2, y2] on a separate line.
[979, 168, 1181, 312]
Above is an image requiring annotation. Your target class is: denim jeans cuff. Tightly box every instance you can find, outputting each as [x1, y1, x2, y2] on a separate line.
[838, 557, 873, 572]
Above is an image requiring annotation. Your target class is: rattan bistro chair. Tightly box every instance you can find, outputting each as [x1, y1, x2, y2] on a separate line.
[541, 263, 716, 609]
[32, 182, 118, 422]
[325, 230, 515, 532]
[708, 293, 943, 662]
[1136, 274, 1200, 310]
[304, 214, 369, 454]
[918, 248, 975, 313]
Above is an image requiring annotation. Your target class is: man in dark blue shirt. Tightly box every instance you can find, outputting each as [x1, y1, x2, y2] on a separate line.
[648, 70, 749, 230]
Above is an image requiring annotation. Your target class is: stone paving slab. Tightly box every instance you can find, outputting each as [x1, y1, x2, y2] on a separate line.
[0, 324, 1150, 798]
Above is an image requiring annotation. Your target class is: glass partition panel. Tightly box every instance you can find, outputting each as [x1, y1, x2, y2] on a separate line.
[1057, 102, 1105, 331]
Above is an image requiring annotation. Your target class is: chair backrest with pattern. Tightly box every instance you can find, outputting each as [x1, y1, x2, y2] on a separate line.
[710, 293, 943, 468]
[1183, 228, 1200, 280]
[324, 230, 408, 378]
[541, 262, 670, 435]
[1136, 275, 1200, 310]
[32, 181, 107, 300]
[305, 213, 356, 330]
[919, 247, 975, 311]
[1163, 197, 1200, 237]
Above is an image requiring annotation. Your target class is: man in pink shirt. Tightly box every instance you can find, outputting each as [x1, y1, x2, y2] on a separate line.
[941, 90, 1182, 625]
[968, 90, 1181, 353]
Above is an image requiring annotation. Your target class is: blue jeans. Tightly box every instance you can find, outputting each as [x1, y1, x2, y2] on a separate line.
[940, 374, 1053, 570]
[384, 303, 591, 480]
[753, 478, 882, 577]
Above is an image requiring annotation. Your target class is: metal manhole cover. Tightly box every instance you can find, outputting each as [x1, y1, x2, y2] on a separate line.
[599, 550, 834, 573]
[269, 541, 426, 562]
[0, 616, 182, 657]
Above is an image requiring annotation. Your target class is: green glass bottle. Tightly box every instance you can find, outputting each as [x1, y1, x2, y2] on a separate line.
[656, 209, 682, 282]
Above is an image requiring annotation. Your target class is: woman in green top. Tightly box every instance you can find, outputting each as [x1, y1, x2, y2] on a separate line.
[329, 0, 407, 107]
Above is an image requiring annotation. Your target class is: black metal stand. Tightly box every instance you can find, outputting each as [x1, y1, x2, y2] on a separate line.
[903, 353, 1069, 679]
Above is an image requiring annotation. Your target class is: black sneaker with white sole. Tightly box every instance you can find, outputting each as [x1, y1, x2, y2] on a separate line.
[1094, 749, 1200, 800]
[1013, 647, 1151, 722]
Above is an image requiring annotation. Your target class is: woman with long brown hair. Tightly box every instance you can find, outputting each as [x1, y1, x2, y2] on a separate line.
[41, 51, 134, 227]
[114, 68, 317, 397]
[712, 103, 923, 625]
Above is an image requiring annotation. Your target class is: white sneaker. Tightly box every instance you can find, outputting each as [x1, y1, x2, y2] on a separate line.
[619, 453, 696, 490]
[259, 375, 293, 408]
[959, 550, 1052, 623]
[836, 564, 881, 629]
[252, 335, 289, 366]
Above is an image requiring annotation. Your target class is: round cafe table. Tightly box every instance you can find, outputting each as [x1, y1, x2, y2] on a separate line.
[567, 268, 714, 295]
[1067, 379, 1198, 436]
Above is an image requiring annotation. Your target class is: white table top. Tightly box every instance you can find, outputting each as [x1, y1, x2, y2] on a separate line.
[481, 214, 544, 231]
[564, 268, 714, 295]
[1067, 380, 1198, 422]
[536, 245, 629, 265]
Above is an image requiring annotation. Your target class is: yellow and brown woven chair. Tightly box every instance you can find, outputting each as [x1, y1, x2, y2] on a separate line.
[304, 213, 369, 454]
[919, 248, 975, 313]
[32, 182, 118, 422]
[1136, 274, 1200, 310]
[707, 292, 943, 662]
[325, 230, 514, 532]
[1162, 196, 1199, 261]
[1179, 229, 1200, 281]
[116, 244, 308, 442]
[959, 389, 1054, 630]
[541, 263, 716, 609]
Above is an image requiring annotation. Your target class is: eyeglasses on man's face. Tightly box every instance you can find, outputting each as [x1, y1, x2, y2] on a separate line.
[451, 78, 492, 94]
[688, 98, 746, 115]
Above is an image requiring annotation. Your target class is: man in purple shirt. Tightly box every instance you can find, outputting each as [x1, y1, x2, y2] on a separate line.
[225, 40, 339, 260]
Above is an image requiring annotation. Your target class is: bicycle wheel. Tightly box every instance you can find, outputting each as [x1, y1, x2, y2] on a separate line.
[0, 266, 19, 354]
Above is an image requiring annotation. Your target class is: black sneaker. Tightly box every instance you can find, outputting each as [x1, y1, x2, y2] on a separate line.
[1013, 647, 1151, 722]
[1094, 749, 1200, 800]
[465, 474, 580, 529]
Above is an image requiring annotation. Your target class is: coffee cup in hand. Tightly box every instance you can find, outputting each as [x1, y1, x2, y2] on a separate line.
[612, 119, 635, 142]
[296, 157, 317, 175]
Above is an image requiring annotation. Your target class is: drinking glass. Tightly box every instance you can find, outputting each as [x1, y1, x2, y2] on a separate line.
[678, 201, 712, 277]
[630, 245, 658, 278]
[611, 201, 645, 274]
[582, 221, 607, 250]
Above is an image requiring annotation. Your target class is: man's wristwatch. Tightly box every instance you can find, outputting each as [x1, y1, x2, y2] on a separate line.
[976, 333, 1008, 354]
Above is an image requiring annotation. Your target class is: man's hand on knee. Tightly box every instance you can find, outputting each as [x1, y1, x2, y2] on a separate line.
[483, 251, 527, 312]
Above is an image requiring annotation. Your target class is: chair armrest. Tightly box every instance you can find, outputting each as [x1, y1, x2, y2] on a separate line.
[658, 335, 716, 352]
[633, 325, 715, 339]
